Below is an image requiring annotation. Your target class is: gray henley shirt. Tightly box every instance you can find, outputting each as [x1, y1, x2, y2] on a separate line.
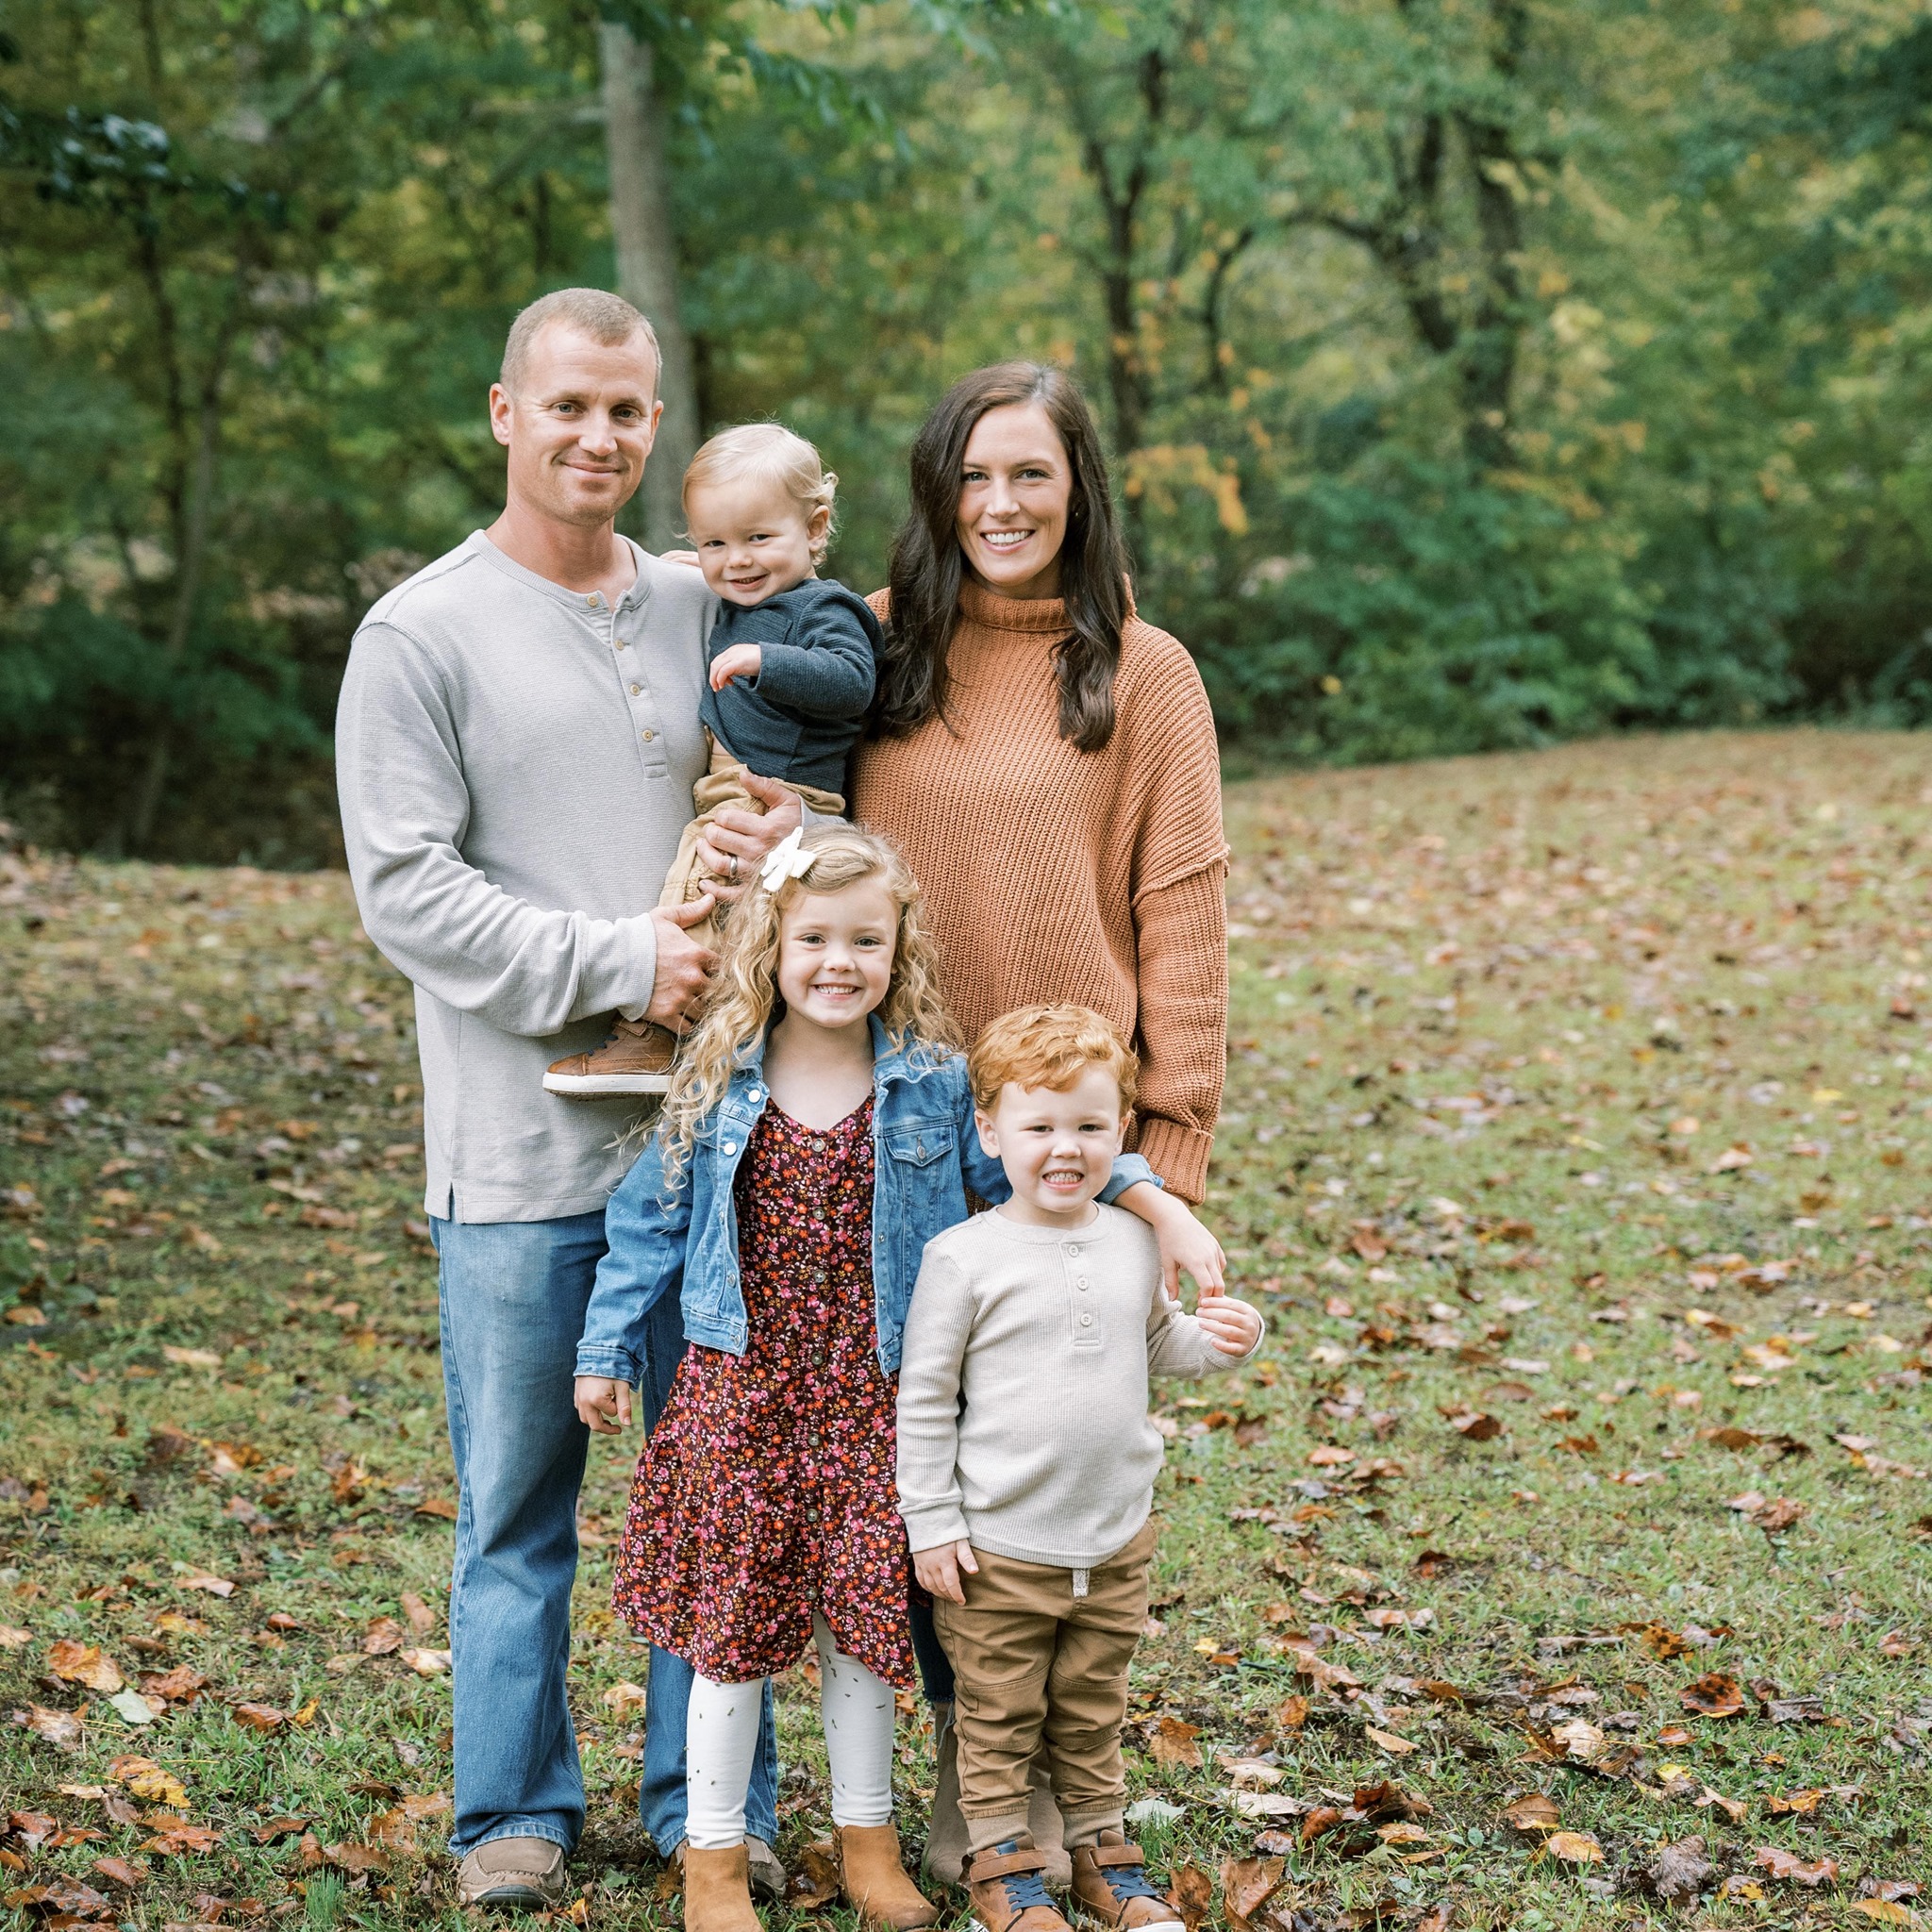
[335, 531, 715, 1223]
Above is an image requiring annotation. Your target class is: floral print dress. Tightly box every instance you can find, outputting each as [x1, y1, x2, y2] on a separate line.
[612, 1097, 915, 1689]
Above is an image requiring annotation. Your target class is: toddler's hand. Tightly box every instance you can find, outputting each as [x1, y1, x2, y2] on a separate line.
[1196, 1292, 1263, 1358]
[912, 1540, 978, 1606]
[708, 643, 763, 691]
[575, 1375, 634, 1434]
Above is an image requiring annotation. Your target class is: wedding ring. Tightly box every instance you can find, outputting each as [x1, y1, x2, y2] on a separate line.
[727, 854, 740, 882]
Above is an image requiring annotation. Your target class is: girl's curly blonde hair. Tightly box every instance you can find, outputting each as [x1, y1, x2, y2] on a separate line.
[655, 824, 958, 1187]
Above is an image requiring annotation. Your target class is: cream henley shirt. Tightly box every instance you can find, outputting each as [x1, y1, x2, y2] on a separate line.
[895, 1202, 1263, 1569]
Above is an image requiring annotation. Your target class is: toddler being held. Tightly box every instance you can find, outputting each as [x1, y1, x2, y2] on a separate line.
[896, 1006, 1263, 1932]
[545, 424, 880, 1100]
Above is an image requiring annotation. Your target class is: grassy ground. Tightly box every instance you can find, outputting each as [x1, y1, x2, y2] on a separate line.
[2, 727, 1929, 1932]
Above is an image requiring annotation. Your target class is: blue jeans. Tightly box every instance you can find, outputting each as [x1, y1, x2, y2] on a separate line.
[433, 1213, 776, 1858]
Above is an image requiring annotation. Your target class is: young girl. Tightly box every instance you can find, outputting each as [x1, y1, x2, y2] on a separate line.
[572, 825, 1221, 1932]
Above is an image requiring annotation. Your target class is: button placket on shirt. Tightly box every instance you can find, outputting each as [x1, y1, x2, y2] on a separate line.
[602, 588, 668, 774]
[1067, 1241, 1100, 1347]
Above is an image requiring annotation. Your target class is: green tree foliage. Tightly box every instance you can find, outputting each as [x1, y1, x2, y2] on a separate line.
[2, 0, 1928, 860]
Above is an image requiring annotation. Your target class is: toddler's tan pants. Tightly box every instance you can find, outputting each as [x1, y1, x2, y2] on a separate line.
[658, 735, 845, 949]
[932, 1519, 1156, 1854]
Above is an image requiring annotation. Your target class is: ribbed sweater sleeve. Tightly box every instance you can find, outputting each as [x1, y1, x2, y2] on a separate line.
[893, 1247, 975, 1554]
[1131, 866, 1228, 1202]
[1121, 630, 1227, 1202]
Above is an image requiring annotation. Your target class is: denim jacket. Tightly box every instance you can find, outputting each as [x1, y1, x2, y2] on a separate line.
[575, 1017, 1160, 1382]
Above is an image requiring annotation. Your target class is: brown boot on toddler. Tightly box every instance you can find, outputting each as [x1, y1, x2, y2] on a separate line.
[836, 1822, 941, 1930]
[965, 1840, 1072, 1932]
[1069, 1834, 1183, 1931]
[543, 1016, 678, 1097]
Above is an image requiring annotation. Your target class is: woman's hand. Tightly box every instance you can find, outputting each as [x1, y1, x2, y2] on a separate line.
[1118, 1182, 1226, 1303]
[693, 771, 804, 904]
[1195, 1292, 1262, 1358]
[912, 1539, 979, 1606]
[575, 1375, 634, 1434]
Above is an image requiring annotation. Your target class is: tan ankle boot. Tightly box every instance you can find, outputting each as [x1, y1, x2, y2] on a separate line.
[682, 1843, 762, 1932]
[837, 1823, 941, 1930]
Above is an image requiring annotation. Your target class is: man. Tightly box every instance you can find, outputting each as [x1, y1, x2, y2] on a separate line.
[337, 289, 796, 1909]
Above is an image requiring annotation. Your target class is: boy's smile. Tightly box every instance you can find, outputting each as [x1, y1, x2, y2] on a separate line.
[977, 1064, 1128, 1228]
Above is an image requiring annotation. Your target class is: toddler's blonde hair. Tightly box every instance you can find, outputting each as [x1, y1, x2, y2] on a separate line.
[682, 424, 839, 566]
[968, 1004, 1140, 1115]
[656, 824, 957, 1187]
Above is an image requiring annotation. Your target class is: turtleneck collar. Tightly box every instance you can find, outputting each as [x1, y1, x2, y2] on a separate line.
[957, 578, 1071, 633]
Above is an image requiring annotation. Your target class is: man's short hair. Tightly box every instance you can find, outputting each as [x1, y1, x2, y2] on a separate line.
[968, 1004, 1139, 1114]
[500, 288, 661, 395]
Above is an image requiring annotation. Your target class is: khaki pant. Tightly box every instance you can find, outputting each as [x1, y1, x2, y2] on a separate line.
[931, 1520, 1156, 1852]
[659, 736, 845, 948]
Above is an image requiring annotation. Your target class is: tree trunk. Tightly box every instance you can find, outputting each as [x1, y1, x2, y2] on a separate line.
[599, 18, 700, 554]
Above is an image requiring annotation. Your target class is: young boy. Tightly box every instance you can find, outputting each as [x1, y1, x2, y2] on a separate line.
[895, 1006, 1263, 1932]
[544, 422, 880, 1099]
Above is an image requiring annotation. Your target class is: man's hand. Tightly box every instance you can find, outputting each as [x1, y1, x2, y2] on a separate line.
[658, 549, 701, 570]
[694, 771, 805, 904]
[1119, 1182, 1226, 1304]
[1195, 1292, 1263, 1358]
[575, 1375, 634, 1433]
[912, 1540, 979, 1606]
[708, 643, 763, 692]
[644, 895, 719, 1030]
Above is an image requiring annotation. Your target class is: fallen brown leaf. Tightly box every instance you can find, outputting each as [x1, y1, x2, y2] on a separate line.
[92, 1856, 148, 1890]
[400, 1592, 436, 1637]
[1754, 1846, 1838, 1887]
[231, 1704, 286, 1732]
[1150, 1715, 1203, 1769]
[1221, 1855, 1285, 1932]
[1544, 1831, 1604, 1866]
[46, 1640, 124, 1694]
[1644, 1838, 1710, 1904]
[15, 1706, 83, 1751]
[1679, 1672, 1745, 1718]
[1164, 1861, 1211, 1932]
[361, 1616, 404, 1657]
[1501, 1793, 1561, 1836]
[786, 1841, 841, 1907]
[324, 1842, 390, 1875]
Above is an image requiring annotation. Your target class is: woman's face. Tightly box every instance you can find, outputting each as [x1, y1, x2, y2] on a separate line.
[955, 402, 1074, 600]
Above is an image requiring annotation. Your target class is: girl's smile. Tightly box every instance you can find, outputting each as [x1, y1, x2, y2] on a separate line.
[774, 880, 898, 1033]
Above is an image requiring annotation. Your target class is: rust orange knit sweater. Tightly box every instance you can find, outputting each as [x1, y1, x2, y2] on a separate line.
[852, 581, 1228, 1202]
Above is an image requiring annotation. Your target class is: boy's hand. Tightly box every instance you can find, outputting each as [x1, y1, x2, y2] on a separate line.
[575, 1375, 634, 1433]
[708, 643, 763, 691]
[912, 1540, 978, 1606]
[1195, 1292, 1262, 1358]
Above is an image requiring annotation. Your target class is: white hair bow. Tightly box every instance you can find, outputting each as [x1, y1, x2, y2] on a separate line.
[758, 826, 815, 893]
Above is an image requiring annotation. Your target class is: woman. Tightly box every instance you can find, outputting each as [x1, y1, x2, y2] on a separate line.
[851, 361, 1229, 1886]
[853, 360, 1226, 1204]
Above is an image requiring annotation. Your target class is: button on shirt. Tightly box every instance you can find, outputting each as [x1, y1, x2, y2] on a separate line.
[337, 532, 714, 1223]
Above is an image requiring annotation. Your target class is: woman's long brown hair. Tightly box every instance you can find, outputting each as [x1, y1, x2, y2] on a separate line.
[874, 362, 1132, 754]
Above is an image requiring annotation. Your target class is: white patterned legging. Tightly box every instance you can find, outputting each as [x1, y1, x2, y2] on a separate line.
[686, 1614, 897, 1848]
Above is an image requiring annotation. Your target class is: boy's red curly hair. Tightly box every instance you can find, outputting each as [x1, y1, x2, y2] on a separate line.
[968, 1004, 1139, 1114]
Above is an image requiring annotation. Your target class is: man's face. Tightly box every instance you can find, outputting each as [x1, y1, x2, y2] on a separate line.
[489, 324, 661, 530]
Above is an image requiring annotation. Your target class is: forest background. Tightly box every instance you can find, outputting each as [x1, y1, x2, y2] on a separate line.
[4, 0, 1932, 865]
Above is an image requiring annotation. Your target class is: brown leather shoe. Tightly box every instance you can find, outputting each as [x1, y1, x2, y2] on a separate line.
[838, 1823, 941, 1930]
[455, 1835, 568, 1910]
[1069, 1835, 1181, 1931]
[965, 1840, 1072, 1932]
[682, 1842, 762, 1932]
[675, 1837, 788, 1907]
[543, 1016, 677, 1097]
